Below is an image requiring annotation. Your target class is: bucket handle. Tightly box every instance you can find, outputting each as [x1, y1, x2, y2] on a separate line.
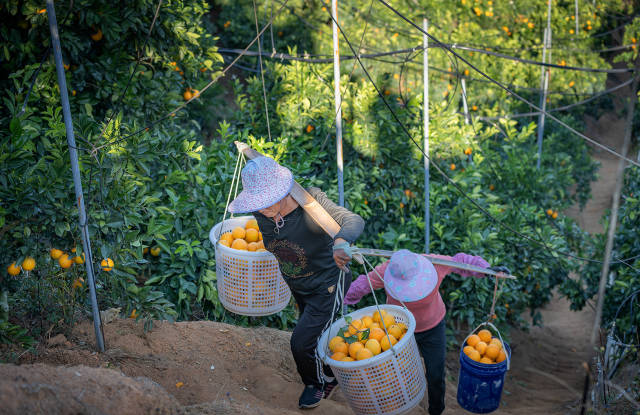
[461, 321, 511, 370]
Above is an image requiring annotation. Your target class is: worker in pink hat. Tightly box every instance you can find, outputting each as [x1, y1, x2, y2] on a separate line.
[344, 249, 508, 415]
[228, 156, 364, 409]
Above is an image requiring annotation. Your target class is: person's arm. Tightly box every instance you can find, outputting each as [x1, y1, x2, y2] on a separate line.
[426, 253, 490, 278]
[344, 261, 389, 305]
[308, 187, 365, 244]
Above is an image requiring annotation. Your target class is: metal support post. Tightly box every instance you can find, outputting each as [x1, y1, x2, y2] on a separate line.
[537, 0, 552, 169]
[423, 18, 430, 253]
[46, 0, 105, 352]
[331, 0, 344, 206]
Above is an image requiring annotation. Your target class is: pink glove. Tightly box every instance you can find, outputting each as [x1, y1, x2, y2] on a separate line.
[451, 253, 490, 277]
[344, 275, 374, 305]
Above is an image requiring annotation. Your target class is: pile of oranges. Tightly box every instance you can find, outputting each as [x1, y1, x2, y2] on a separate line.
[463, 329, 507, 365]
[328, 309, 407, 362]
[218, 219, 266, 252]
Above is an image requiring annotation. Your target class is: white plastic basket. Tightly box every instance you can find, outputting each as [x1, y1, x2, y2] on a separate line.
[209, 216, 291, 316]
[317, 305, 426, 415]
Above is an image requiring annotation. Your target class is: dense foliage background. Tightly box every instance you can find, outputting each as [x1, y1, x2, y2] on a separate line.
[1, 0, 638, 357]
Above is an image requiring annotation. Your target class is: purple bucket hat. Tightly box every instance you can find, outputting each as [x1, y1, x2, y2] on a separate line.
[384, 249, 438, 303]
[228, 156, 294, 213]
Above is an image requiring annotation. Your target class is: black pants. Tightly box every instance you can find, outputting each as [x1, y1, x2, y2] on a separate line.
[290, 276, 350, 389]
[414, 318, 447, 415]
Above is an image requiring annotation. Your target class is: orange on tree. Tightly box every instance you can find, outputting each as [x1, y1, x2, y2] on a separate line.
[183, 90, 193, 100]
[7, 262, 21, 276]
[464, 147, 473, 155]
[477, 329, 492, 343]
[150, 247, 161, 256]
[245, 228, 259, 243]
[231, 239, 248, 251]
[22, 257, 36, 271]
[100, 258, 114, 271]
[552, 211, 558, 219]
[143, 247, 149, 254]
[73, 254, 85, 264]
[192, 89, 199, 98]
[450, 163, 456, 171]
[50, 248, 63, 259]
[348, 341, 364, 359]
[72, 278, 84, 290]
[232, 227, 246, 240]
[59, 254, 73, 269]
[130, 309, 138, 319]
[90, 28, 103, 41]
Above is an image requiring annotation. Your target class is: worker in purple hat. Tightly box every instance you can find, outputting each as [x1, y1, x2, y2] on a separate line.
[345, 249, 509, 415]
[228, 156, 365, 409]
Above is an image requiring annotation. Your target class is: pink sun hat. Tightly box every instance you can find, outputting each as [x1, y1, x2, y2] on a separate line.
[384, 249, 438, 303]
[228, 156, 294, 213]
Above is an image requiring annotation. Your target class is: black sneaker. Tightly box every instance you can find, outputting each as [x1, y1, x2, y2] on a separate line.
[298, 384, 324, 409]
[323, 379, 339, 399]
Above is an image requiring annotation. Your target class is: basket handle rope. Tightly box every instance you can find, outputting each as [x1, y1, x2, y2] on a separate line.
[324, 269, 347, 357]
[217, 151, 245, 241]
[356, 251, 414, 357]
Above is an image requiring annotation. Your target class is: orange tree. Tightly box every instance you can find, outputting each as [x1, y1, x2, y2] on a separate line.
[217, 55, 598, 332]
[0, 0, 226, 343]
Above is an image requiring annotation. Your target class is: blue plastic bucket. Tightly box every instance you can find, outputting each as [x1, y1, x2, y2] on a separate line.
[456, 342, 511, 413]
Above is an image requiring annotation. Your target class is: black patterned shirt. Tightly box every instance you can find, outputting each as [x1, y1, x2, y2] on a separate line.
[254, 187, 365, 295]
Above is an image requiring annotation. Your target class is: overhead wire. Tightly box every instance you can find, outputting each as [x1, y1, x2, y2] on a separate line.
[374, 0, 640, 168]
[319, 0, 639, 268]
